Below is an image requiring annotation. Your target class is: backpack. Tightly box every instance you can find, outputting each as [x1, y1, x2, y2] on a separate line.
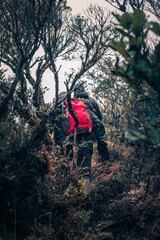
[61, 99, 92, 136]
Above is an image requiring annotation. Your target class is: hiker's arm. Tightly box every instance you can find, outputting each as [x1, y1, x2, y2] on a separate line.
[89, 110, 109, 162]
[89, 97, 102, 121]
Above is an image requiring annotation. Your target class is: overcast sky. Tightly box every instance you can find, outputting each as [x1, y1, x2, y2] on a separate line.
[67, 0, 113, 14]
[42, 0, 114, 102]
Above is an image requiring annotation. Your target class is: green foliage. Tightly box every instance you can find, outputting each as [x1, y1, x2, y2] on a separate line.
[107, 10, 160, 147]
[109, 10, 160, 90]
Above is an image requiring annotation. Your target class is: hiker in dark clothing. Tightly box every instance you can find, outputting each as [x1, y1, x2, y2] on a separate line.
[50, 91, 94, 193]
[51, 91, 94, 177]
[51, 87, 109, 193]
[74, 83, 110, 162]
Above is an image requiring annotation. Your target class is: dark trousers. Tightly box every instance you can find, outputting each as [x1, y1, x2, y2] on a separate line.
[66, 144, 93, 177]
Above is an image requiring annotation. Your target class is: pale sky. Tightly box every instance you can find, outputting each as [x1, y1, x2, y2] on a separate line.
[43, 0, 113, 103]
[67, 0, 113, 14]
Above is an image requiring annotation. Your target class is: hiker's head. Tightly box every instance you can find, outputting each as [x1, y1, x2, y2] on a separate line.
[74, 82, 87, 97]
[57, 92, 67, 104]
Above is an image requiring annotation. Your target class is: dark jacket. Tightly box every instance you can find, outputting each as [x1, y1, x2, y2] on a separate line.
[50, 92, 94, 149]
[74, 87, 102, 121]
[74, 87, 107, 142]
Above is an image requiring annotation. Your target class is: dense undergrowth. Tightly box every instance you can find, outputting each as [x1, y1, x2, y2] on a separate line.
[0, 114, 160, 240]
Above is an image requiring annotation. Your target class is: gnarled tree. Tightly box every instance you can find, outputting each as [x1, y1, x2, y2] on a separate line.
[0, 0, 64, 121]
